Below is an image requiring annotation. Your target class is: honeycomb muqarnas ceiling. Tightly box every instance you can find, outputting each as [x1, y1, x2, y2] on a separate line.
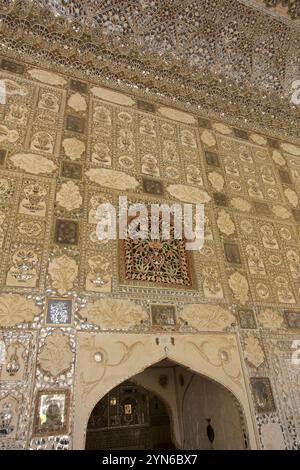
[34, 0, 300, 94]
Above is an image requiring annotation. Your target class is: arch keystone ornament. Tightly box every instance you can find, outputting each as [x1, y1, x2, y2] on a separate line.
[73, 332, 257, 449]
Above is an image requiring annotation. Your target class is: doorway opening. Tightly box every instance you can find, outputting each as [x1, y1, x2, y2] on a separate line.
[85, 380, 174, 450]
[85, 359, 248, 450]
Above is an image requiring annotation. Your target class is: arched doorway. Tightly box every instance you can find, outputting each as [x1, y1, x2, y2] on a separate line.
[85, 380, 174, 450]
[85, 359, 248, 450]
[74, 332, 258, 449]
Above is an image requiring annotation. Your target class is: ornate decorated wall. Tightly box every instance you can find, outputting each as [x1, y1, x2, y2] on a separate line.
[0, 0, 300, 451]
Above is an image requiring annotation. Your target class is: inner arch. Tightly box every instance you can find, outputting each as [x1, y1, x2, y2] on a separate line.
[85, 359, 248, 450]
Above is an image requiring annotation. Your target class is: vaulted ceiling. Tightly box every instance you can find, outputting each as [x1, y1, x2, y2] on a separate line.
[250, 0, 300, 22]
[33, 0, 300, 94]
[1, 0, 300, 141]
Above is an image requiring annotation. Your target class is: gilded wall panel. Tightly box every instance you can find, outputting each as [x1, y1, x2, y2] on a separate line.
[0, 56, 299, 450]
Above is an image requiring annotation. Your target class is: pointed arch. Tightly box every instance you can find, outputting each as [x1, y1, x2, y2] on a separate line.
[73, 332, 258, 449]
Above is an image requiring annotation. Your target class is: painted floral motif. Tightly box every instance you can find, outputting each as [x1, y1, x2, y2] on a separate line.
[68, 93, 87, 112]
[284, 188, 298, 207]
[275, 275, 295, 304]
[244, 335, 265, 368]
[0, 211, 5, 248]
[212, 122, 232, 135]
[256, 282, 270, 300]
[249, 134, 267, 146]
[2, 79, 27, 97]
[62, 137, 85, 160]
[39, 330, 73, 377]
[157, 106, 196, 124]
[230, 197, 252, 212]
[163, 141, 179, 162]
[228, 272, 249, 305]
[208, 171, 224, 192]
[93, 106, 112, 125]
[7, 104, 27, 124]
[258, 308, 284, 329]
[167, 185, 211, 203]
[272, 205, 291, 220]
[86, 254, 112, 292]
[246, 244, 266, 275]
[187, 165, 203, 185]
[86, 168, 140, 190]
[260, 224, 278, 249]
[286, 249, 300, 279]
[19, 183, 47, 216]
[180, 304, 235, 331]
[92, 142, 111, 165]
[10, 153, 56, 174]
[28, 68, 67, 86]
[30, 132, 54, 154]
[80, 298, 148, 330]
[48, 255, 78, 294]
[91, 86, 135, 106]
[0, 125, 19, 143]
[202, 267, 224, 299]
[142, 155, 159, 176]
[181, 130, 196, 148]
[38, 92, 59, 112]
[217, 209, 236, 236]
[280, 143, 300, 156]
[271, 150, 286, 166]
[56, 181, 82, 211]
[0, 294, 40, 327]
[200, 130, 216, 147]
[6, 248, 39, 287]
